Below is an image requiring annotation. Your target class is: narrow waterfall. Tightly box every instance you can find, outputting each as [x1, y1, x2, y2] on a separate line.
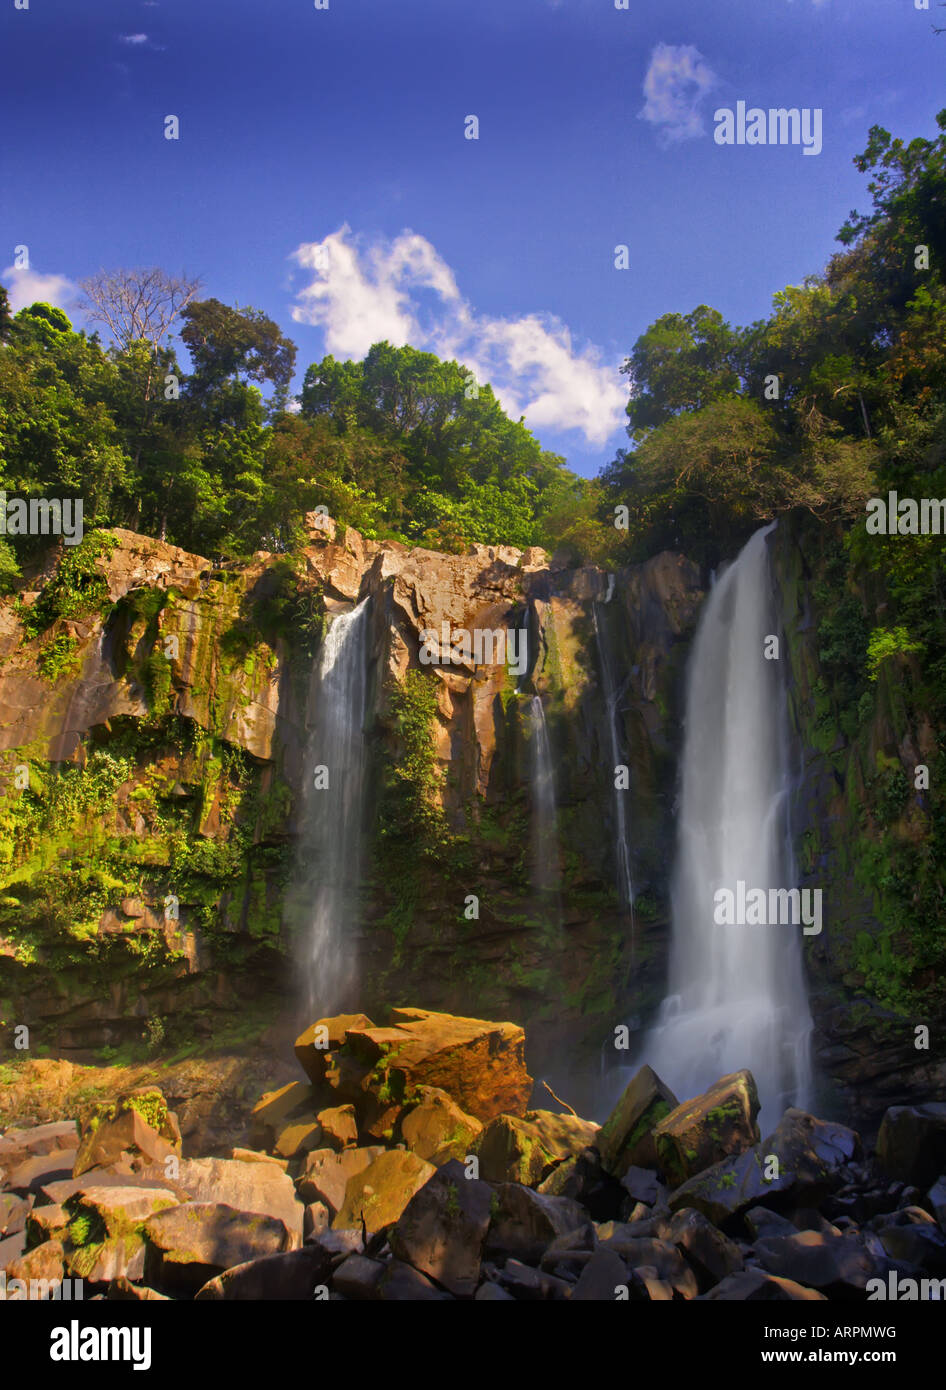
[644, 525, 812, 1121]
[593, 603, 634, 912]
[528, 695, 560, 899]
[295, 597, 371, 1018]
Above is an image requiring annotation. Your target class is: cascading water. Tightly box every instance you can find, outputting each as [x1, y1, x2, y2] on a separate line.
[593, 601, 634, 912]
[528, 695, 560, 899]
[294, 597, 371, 1018]
[643, 524, 812, 1122]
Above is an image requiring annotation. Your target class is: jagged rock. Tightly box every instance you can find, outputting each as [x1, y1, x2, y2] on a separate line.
[475, 1110, 598, 1185]
[752, 1229, 879, 1293]
[607, 1236, 699, 1299]
[65, 1184, 179, 1237]
[331, 1253, 387, 1300]
[596, 1065, 679, 1177]
[294, 1014, 374, 1085]
[474, 1279, 515, 1301]
[344, 1008, 532, 1122]
[744, 1207, 798, 1240]
[0, 1192, 32, 1237]
[151, 1157, 304, 1245]
[230, 1148, 288, 1170]
[876, 1104, 946, 1188]
[494, 1258, 572, 1301]
[654, 1071, 761, 1187]
[106, 1277, 169, 1301]
[871, 1207, 946, 1273]
[298, 1146, 386, 1216]
[571, 1249, 629, 1301]
[389, 1158, 493, 1297]
[316, 1105, 358, 1152]
[250, 1081, 316, 1151]
[303, 1202, 330, 1240]
[0, 1230, 26, 1267]
[400, 1087, 482, 1165]
[486, 1184, 588, 1264]
[537, 1146, 627, 1221]
[700, 1269, 827, 1300]
[5, 1239, 65, 1287]
[273, 1121, 323, 1160]
[143, 1202, 294, 1295]
[620, 1166, 663, 1209]
[0, 1121, 78, 1168]
[6, 1149, 77, 1195]
[668, 1109, 861, 1227]
[333, 1150, 436, 1233]
[73, 1107, 180, 1178]
[538, 1222, 598, 1272]
[665, 1208, 744, 1290]
[376, 1259, 453, 1301]
[193, 1245, 335, 1299]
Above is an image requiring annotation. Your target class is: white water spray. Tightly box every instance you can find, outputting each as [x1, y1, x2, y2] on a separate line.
[593, 603, 634, 911]
[528, 695, 560, 899]
[643, 525, 812, 1121]
[295, 598, 370, 1017]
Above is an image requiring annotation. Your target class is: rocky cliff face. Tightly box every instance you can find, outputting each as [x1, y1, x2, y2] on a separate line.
[0, 521, 703, 1113]
[773, 515, 946, 1132]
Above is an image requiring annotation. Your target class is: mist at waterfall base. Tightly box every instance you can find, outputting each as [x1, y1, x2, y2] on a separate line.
[630, 525, 813, 1126]
[289, 598, 371, 1021]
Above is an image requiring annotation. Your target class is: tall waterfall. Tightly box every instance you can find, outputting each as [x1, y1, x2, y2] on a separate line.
[593, 603, 634, 911]
[643, 525, 812, 1122]
[528, 695, 560, 899]
[295, 597, 371, 1018]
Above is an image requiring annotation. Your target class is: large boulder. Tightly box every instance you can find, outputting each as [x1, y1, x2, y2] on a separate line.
[668, 1109, 861, 1228]
[596, 1066, 679, 1177]
[249, 1081, 317, 1151]
[700, 1269, 827, 1300]
[143, 1157, 304, 1247]
[194, 1245, 335, 1300]
[486, 1184, 588, 1264]
[294, 1014, 374, 1085]
[143, 1202, 294, 1295]
[333, 1150, 436, 1233]
[344, 1008, 532, 1122]
[72, 1100, 179, 1178]
[753, 1229, 879, 1294]
[876, 1104, 946, 1188]
[298, 1146, 385, 1217]
[475, 1110, 599, 1186]
[400, 1087, 482, 1165]
[389, 1159, 494, 1298]
[664, 1208, 744, 1291]
[653, 1071, 760, 1187]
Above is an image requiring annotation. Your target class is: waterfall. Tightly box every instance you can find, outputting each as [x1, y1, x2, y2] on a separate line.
[593, 603, 634, 911]
[643, 524, 812, 1122]
[528, 695, 560, 899]
[294, 597, 371, 1018]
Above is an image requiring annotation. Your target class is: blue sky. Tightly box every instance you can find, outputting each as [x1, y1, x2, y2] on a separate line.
[2, 0, 944, 476]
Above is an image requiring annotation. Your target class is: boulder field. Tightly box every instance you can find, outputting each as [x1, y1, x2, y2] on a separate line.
[2, 1007, 945, 1302]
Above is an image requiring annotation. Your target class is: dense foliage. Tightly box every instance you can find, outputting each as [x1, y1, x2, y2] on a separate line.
[0, 294, 587, 573]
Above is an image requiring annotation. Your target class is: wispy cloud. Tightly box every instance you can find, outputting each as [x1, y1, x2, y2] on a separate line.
[2, 266, 78, 315]
[119, 33, 149, 45]
[289, 227, 625, 448]
[639, 42, 718, 144]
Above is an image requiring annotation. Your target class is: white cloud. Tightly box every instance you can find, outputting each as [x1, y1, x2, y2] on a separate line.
[290, 227, 625, 448]
[639, 42, 718, 144]
[119, 33, 149, 45]
[3, 266, 78, 315]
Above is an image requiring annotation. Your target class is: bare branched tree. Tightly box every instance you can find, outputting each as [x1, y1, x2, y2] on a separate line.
[78, 267, 201, 352]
